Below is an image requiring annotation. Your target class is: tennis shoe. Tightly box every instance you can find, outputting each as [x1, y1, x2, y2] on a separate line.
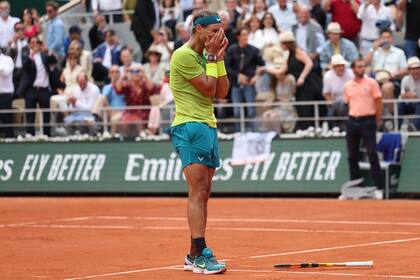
[193, 248, 227, 274]
[184, 254, 195, 271]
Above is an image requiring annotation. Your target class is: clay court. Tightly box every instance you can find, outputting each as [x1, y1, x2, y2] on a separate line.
[1, 198, 420, 279]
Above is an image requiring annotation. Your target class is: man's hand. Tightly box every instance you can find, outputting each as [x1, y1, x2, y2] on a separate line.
[68, 96, 77, 106]
[249, 75, 258, 85]
[238, 73, 249, 85]
[217, 36, 229, 60]
[205, 30, 223, 56]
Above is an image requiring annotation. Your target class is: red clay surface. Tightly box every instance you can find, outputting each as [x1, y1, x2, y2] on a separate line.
[1, 198, 420, 279]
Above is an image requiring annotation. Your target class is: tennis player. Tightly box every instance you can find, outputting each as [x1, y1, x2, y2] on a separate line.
[169, 10, 229, 275]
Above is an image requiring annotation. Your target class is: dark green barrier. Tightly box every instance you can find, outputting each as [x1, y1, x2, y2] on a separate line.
[0, 139, 351, 193]
[398, 137, 420, 193]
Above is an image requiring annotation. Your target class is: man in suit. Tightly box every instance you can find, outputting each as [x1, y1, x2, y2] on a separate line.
[131, 0, 160, 62]
[17, 36, 58, 136]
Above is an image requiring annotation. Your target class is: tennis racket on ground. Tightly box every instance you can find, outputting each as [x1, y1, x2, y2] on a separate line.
[274, 260, 373, 269]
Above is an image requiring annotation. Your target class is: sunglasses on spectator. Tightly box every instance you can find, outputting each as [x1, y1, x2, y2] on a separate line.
[129, 69, 143, 74]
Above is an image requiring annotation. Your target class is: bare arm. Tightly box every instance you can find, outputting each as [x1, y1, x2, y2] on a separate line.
[215, 38, 230, 99]
[295, 49, 313, 84]
[375, 97, 383, 128]
[189, 73, 218, 98]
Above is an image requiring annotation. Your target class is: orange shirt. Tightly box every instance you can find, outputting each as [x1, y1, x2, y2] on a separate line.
[344, 76, 382, 117]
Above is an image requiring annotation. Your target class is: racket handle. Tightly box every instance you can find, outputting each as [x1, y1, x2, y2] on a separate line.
[344, 261, 373, 267]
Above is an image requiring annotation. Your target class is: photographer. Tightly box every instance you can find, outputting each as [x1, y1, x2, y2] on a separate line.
[115, 65, 159, 136]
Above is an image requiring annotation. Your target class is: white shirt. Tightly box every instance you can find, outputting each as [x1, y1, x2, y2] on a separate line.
[0, 53, 14, 93]
[32, 52, 50, 88]
[401, 75, 420, 98]
[70, 82, 101, 111]
[91, 0, 122, 11]
[11, 38, 28, 68]
[372, 46, 407, 76]
[323, 68, 354, 102]
[268, 3, 297, 32]
[248, 29, 265, 49]
[102, 44, 113, 68]
[155, 42, 174, 70]
[295, 23, 308, 52]
[0, 16, 20, 48]
[357, 4, 394, 40]
[260, 28, 280, 47]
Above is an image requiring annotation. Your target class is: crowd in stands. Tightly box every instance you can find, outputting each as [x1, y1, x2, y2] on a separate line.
[0, 0, 419, 138]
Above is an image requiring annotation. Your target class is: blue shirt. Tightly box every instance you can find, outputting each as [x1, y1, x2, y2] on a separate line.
[102, 84, 126, 107]
[47, 17, 65, 57]
[319, 38, 359, 70]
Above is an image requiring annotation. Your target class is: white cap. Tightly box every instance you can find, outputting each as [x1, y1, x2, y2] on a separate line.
[407, 56, 420, 69]
[330, 54, 347, 66]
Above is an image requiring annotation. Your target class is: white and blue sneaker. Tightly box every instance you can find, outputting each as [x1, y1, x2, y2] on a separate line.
[193, 248, 227, 274]
[184, 254, 195, 271]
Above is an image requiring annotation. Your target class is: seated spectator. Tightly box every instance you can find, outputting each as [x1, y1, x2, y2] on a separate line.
[225, 27, 265, 132]
[366, 29, 407, 114]
[0, 1, 20, 49]
[92, 0, 123, 23]
[92, 29, 122, 86]
[64, 25, 84, 56]
[151, 27, 174, 70]
[22, 8, 41, 38]
[60, 53, 84, 87]
[68, 40, 92, 78]
[310, 0, 326, 30]
[244, 0, 267, 21]
[259, 12, 281, 49]
[268, 0, 297, 32]
[119, 47, 141, 76]
[64, 72, 102, 135]
[218, 10, 237, 47]
[89, 15, 106, 50]
[357, 0, 394, 58]
[45, 1, 65, 61]
[173, 22, 190, 50]
[398, 57, 420, 130]
[246, 15, 264, 49]
[279, 31, 324, 130]
[322, 0, 361, 44]
[143, 46, 166, 86]
[292, 5, 324, 65]
[115, 65, 159, 137]
[0, 49, 15, 137]
[102, 65, 125, 135]
[184, 0, 208, 33]
[319, 22, 359, 72]
[323, 54, 354, 130]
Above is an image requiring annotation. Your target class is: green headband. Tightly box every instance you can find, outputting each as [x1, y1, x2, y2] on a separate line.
[193, 15, 221, 27]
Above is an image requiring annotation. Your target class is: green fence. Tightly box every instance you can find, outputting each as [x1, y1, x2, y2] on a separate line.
[0, 137, 418, 194]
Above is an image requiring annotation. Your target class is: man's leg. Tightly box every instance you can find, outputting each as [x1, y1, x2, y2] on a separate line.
[346, 119, 362, 181]
[381, 82, 395, 114]
[413, 102, 420, 130]
[244, 85, 257, 131]
[361, 118, 382, 189]
[24, 89, 37, 136]
[231, 86, 243, 132]
[0, 94, 14, 137]
[38, 89, 52, 136]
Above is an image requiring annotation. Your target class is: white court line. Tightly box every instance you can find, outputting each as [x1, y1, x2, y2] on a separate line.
[61, 236, 420, 279]
[22, 224, 419, 235]
[169, 268, 420, 279]
[0, 216, 94, 228]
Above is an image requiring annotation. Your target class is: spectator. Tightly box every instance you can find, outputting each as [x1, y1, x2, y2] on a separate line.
[366, 29, 407, 114]
[319, 22, 359, 72]
[180, 0, 194, 20]
[357, 0, 394, 58]
[131, 0, 160, 60]
[225, 0, 242, 29]
[398, 57, 420, 130]
[22, 8, 41, 38]
[292, 5, 324, 63]
[259, 12, 281, 49]
[160, 0, 180, 36]
[102, 65, 125, 134]
[92, 29, 122, 85]
[119, 47, 141, 76]
[344, 58, 383, 198]
[279, 31, 324, 130]
[45, 1, 65, 61]
[9, 22, 28, 95]
[0, 49, 14, 137]
[68, 40, 93, 78]
[143, 46, 166, 86]
[64, 25, 84, 56]
[218, 10, 237, 47]
[322, 0, 361, 44]
[89, 15, 106, 50]
[64, 72, 102, 135]
[244, 0, 267, 21]
[60, 53, 84, 88]
[115, 65, 159, 136]
[184, 0, 208, 33]
[174, 22, 190, 50]
[310, 0, 326, 30]
[323, 54, 354, 129]
[396, 0, 420, 58]
[268, 0, 297, 32]
[17, 36, 56, 136]
[151, 27, 174, 70]
[225, 27, 265, 132]
[246, 15, 264, 49]
[91, 0, 123, 23]
[0, 1, 20, 49]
